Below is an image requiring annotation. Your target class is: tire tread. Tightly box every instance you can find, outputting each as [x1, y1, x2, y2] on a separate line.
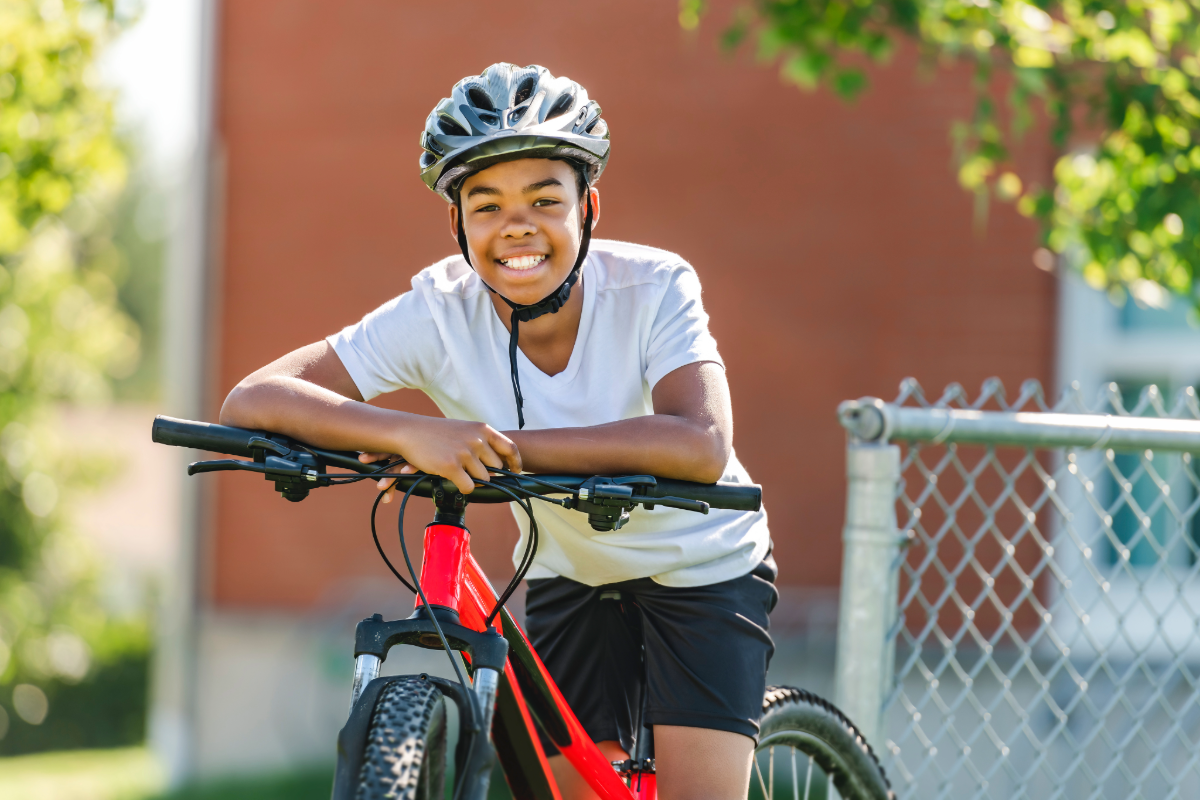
[759, 685, 894, 800]
[355, 677, 446, 800]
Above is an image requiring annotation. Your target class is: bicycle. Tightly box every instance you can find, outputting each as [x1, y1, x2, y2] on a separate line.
[152, 415, 894, 800]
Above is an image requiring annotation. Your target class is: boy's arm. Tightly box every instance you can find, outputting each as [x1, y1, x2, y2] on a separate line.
[503, 361, 733, 484]
[219, 341, 521, 494]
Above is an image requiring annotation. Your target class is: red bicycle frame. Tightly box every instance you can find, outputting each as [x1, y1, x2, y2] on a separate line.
[419, 521, 657, 800]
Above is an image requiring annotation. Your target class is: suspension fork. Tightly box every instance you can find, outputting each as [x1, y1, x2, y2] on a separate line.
[349, 484, 502, 724]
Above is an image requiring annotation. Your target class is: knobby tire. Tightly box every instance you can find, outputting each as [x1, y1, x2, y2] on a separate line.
[355, 677, 448, 800]
[755, 685, 895, 800]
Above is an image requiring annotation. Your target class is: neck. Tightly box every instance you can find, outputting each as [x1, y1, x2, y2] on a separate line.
[490, 272, 585, 343]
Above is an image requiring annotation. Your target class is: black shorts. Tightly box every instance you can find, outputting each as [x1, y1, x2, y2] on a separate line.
[524, 553, 778, 756]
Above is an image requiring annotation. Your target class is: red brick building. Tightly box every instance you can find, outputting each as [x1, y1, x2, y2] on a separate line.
[158, 0, 1054, 778]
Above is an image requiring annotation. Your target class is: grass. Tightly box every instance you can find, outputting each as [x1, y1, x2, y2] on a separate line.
[143, 767, 334, 800]
[0, 747, 164, 800]
[0, 748, 335, 800]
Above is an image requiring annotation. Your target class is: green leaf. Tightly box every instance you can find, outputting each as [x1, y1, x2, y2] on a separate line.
[782, 51, 830, 89]
[834, 67, 868, 98]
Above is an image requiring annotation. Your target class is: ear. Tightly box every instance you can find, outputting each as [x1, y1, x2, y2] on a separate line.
[448, 203, 461, 239]
[585, 186, 600, 231]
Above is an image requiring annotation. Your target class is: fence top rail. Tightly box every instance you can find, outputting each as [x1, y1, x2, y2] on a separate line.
[839, 398, 1200, 452]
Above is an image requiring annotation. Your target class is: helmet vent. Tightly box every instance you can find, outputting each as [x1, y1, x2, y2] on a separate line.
[419, 152, 438, 169]
[466, 85, 495, 111]
[546, 92, 575, 120]
[437, 115, 469, 137]
[585, 117, 607, 136]
[513, 75, 536, 107]
[422, 132, 443, 155]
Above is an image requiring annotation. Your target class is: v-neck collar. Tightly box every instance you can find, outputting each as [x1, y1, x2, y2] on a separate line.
[490, 257, 594, 389]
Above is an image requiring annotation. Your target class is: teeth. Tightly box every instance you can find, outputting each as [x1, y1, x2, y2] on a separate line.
[500, 255, 546, 270]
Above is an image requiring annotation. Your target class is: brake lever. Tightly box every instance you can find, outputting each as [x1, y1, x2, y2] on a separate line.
[636, 495, 709, 514]
[188, 456, 322, 482]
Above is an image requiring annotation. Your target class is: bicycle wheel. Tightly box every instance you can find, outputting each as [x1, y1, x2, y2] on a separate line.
[751, 686, 894, 800]
[355, 676, 448, 800]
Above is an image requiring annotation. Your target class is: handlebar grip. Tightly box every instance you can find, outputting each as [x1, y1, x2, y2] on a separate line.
[648, 479, 761, 512]
[152, 416, 262, 458]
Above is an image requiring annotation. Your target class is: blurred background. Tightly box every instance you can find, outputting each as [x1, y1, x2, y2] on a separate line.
[1, 0, 1197, 798]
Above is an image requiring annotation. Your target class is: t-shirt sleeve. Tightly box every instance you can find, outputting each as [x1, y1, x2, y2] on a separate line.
[645, 263, 724, 389]
[325, 287, 447, 401]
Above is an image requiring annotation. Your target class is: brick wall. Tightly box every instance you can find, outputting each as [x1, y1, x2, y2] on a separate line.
[208, 0, 1055, 608]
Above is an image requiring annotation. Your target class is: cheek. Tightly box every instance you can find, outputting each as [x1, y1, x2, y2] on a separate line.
[466, 219, 499, 257]
[546, 213, 580, 252]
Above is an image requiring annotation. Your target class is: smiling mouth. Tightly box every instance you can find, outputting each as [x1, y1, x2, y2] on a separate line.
[498, 254, 547, 271]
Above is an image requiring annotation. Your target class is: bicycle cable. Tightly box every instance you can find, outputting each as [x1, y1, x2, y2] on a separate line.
[368, 488, 416, 593]
[371, 463, 563, 789]
[323, 457, 407, 484]
[393, 476, 482, 735]
[391, 473, 524, 800]
[467, 476, 542, 627]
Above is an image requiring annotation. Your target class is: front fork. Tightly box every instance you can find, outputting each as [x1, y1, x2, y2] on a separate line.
[344, 512, 506, 800]
[349, 653, 381, 709]
[349, 657, 500, 726]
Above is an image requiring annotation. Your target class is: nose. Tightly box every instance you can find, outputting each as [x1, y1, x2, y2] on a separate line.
[499, 209, 536, 239]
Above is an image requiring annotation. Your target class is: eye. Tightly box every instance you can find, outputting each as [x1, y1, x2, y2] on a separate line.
[533, 198, 559, 207]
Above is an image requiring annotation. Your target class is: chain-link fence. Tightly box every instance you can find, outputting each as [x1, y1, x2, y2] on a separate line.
[835, 379, 1200, 800]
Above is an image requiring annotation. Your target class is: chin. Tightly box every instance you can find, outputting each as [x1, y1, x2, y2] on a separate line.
[499, 286, 556, 305]
[486, 269, 569, 305]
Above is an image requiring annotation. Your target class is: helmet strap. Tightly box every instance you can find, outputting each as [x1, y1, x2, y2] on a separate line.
[455, 191, 594, 429]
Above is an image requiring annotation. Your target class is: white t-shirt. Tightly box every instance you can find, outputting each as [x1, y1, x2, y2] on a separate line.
[327, 239, 770, 587]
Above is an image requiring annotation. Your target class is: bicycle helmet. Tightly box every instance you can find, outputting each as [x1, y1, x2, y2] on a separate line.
[419, 63, 609, 202]
[419, 64, 611, 429]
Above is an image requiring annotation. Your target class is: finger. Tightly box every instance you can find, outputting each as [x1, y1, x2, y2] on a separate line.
[377, 476, 399, 503]
[448, 466, 476, 495]
[463, 455, 494, 488]
[359, 452, 392, 464]
[471, 440, 505, 473]
[488, 432, 523, 472]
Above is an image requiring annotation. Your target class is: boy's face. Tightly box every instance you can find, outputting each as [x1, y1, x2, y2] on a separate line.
[451, 158, 600, 306]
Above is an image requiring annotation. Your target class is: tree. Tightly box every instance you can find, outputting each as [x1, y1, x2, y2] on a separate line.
[682, 0, 1200, 307]
[0, 0, 148, 750]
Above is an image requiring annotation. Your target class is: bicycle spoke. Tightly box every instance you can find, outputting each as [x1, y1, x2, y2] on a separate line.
[769, 746, 775, 800]
[790, 747, 798, 800]
[754, 750, 769, 800]
[803, 753, 813, 800]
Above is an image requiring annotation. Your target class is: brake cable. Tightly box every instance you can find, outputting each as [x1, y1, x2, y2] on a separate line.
[387, 471, 561, 800]
[368, 489, 416, 593]
[392, 477, 482, 729]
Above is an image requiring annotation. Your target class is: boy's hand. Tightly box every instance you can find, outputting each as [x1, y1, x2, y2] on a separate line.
[360, 418, 521, 498]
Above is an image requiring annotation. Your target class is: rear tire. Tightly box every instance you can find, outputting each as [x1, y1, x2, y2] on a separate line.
[752, 686, 894, 800]
[355, 676, 447, 800]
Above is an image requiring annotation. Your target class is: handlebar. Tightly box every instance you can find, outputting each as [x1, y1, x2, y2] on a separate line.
[152, 416, 263, 458]
[151, 415, 762, 513]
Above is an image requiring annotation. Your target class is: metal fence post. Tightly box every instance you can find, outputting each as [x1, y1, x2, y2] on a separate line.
[834, 441, 902, 748]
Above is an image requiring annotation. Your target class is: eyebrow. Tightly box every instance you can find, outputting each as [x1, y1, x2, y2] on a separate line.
[523, 177, 564, 193]
[466, 185, 501, 198]
[465, 177, 564, 199]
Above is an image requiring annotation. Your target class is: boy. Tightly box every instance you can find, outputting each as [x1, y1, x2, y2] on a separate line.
[221, 63, 774, 800]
